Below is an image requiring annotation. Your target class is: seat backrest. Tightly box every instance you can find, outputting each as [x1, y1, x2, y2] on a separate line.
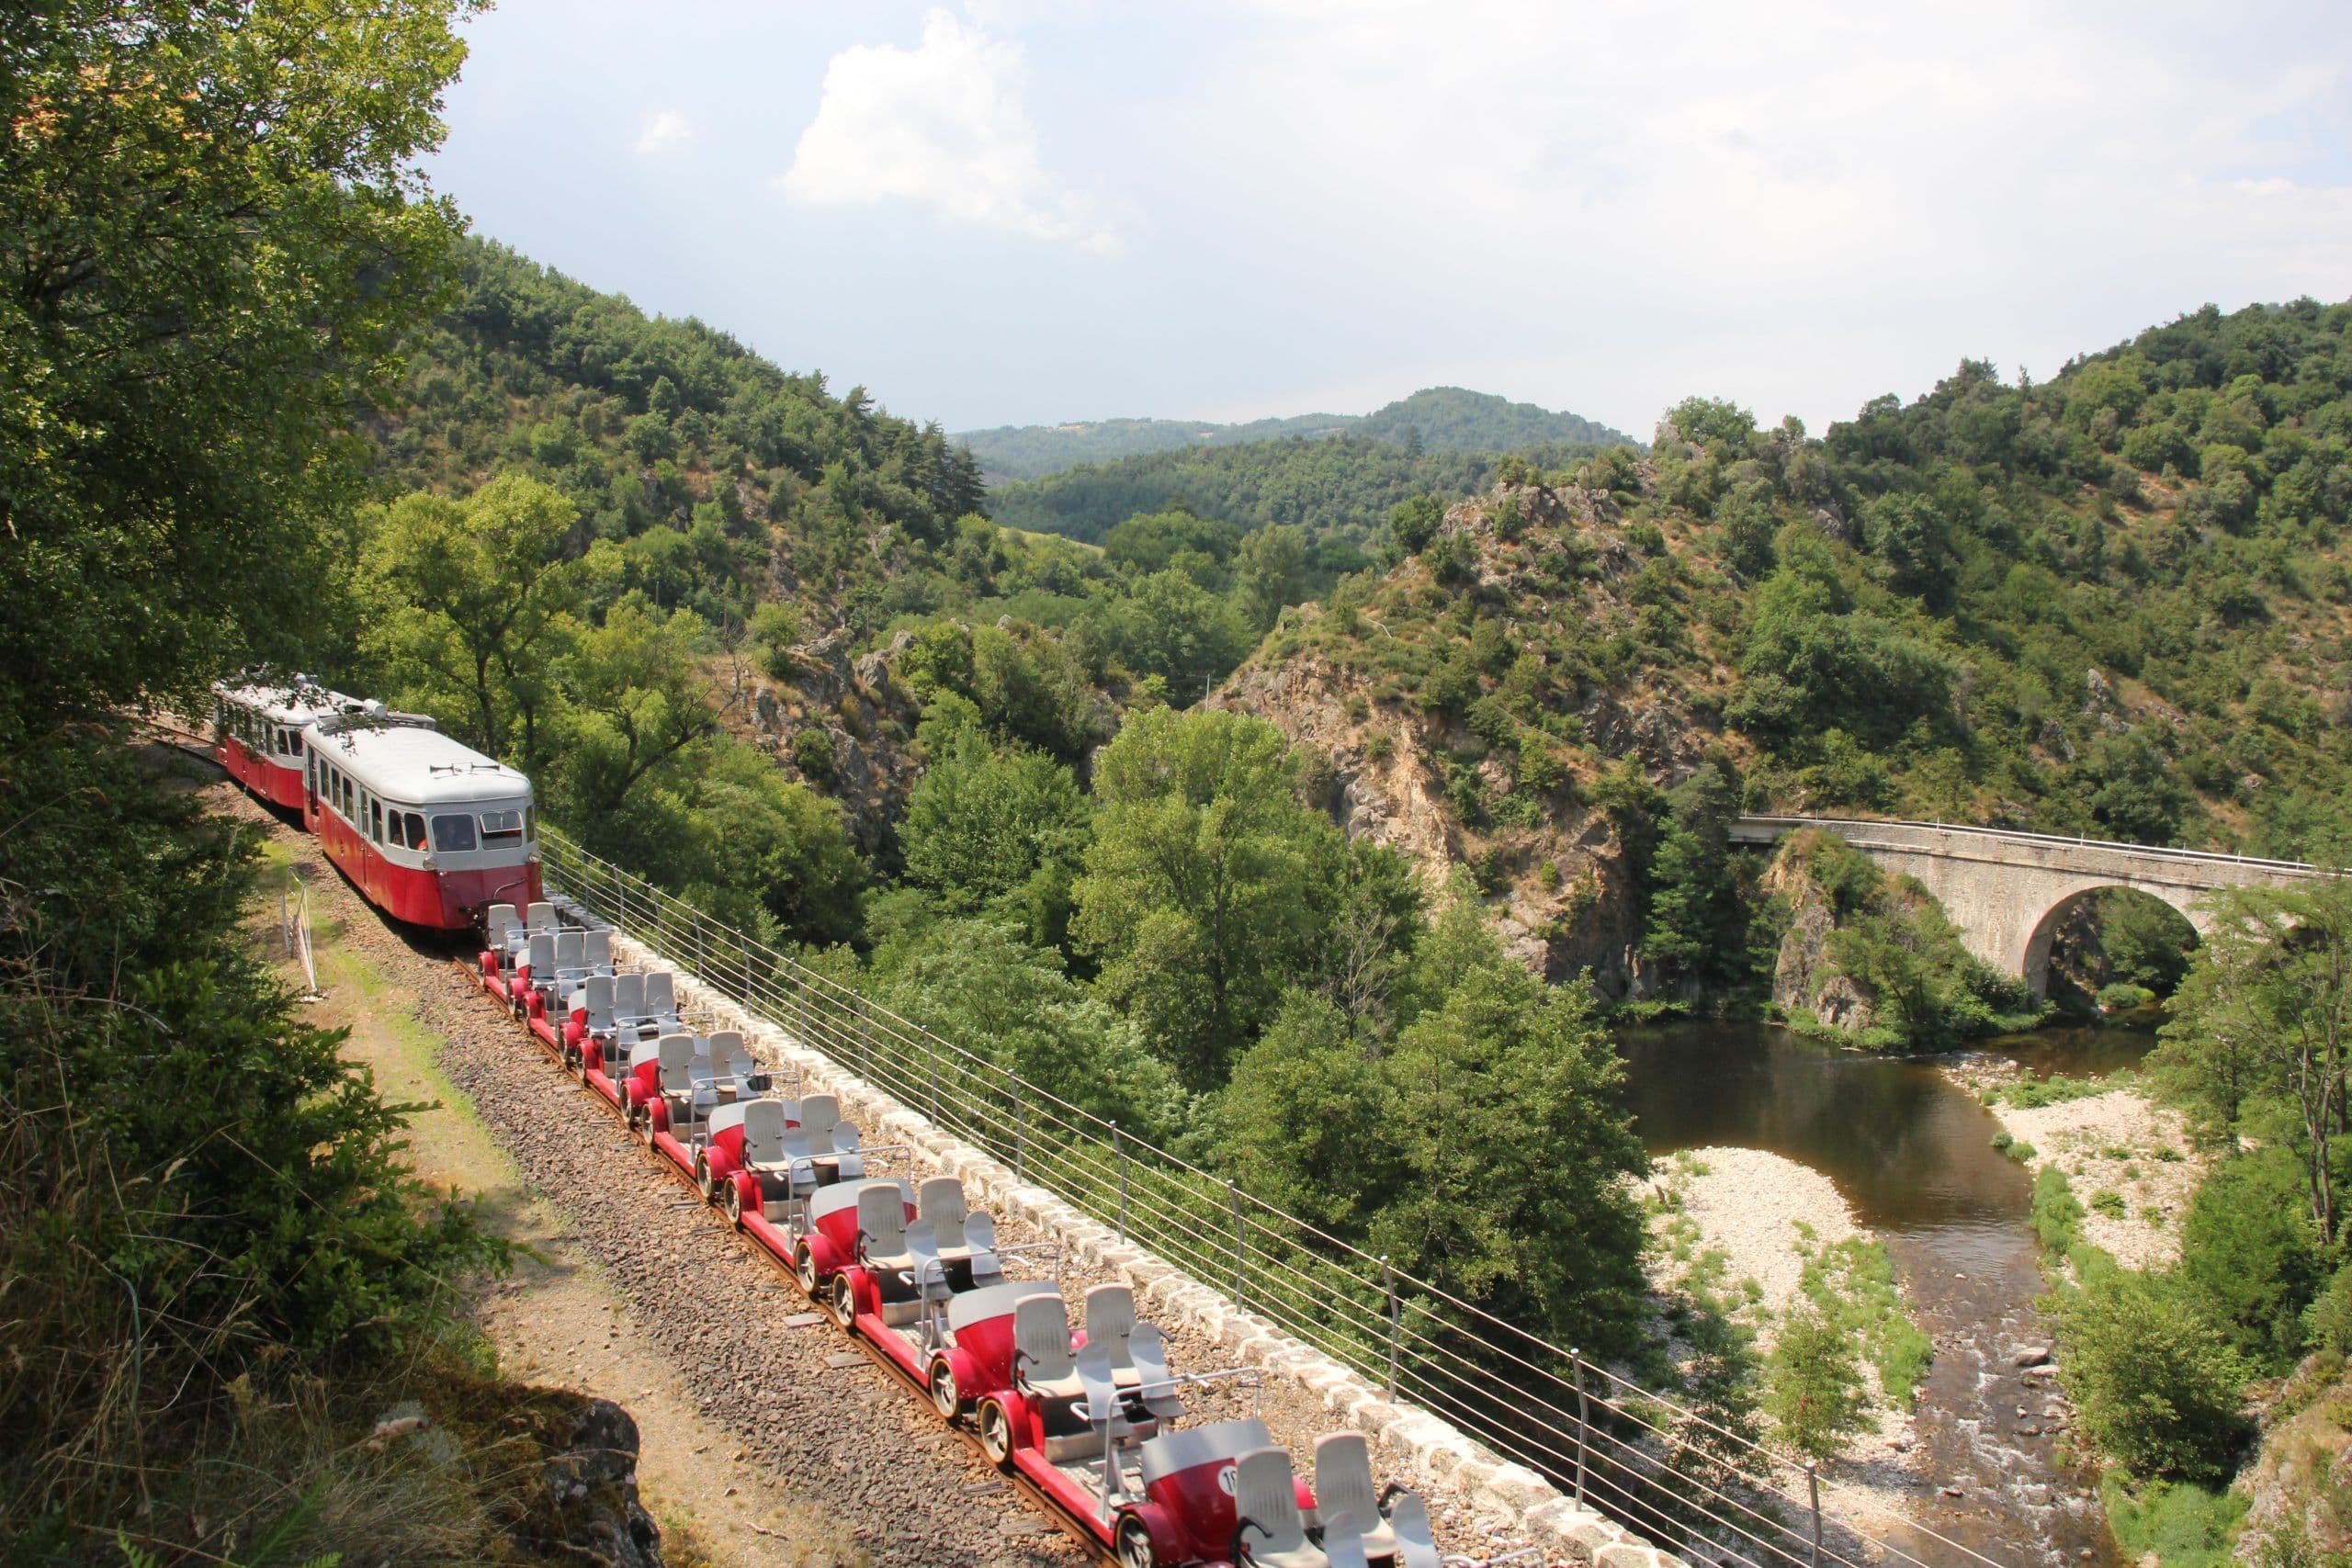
[576, 974, 614, 1026]
[855, 1181, 906, 1256]
[709, 1031, 751, 1078]
[1083, 1283, 1136, 1366]
[612, 971, 644, 1016]
[799, 1093, 839, 1143]
[643, 971, 675, 1017]
[486, 904, 519, 944]
[1389, 1491, 1442, 1568]
[583, 929, 612, 972]
[526, 931, 555, 976]
[657, 1033, 697, 1094]
[1127, 1322, 1185, 1419]
[963, 1209, 997, 1255]
[526, 901, 556, 935]
[919, 1177, 967, 1248]
[554, 930, 584, 973]
[1013, 1292, 1073, 1383]
[742, 1099, 789, 1164]
[1234, 1447, 1306, 1553]
[1313, 1432, 1380, 1536]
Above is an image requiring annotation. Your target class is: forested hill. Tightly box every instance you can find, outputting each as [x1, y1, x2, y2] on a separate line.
[1216, 299, 2352, 1018]
[368, 237, 988, 634]
[959, 386, 1633, 482]
[985, 432, 1614, 543]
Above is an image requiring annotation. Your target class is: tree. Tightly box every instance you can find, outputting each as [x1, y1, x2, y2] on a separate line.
[1764, 1307, 1870, 1461]
[560, 600, 721, 818]
[1234, 524, 1308, 634]
[2154, 881, 2352, 1247]
[2047, 1273, 2251, 1483]
[902, 720, 1091, 948]
[1071, 707, 1341, 1090]
[1371, 903, 1650, 1350]
[1204, 991, 1385, 1230]
[0, 0, 479, 741]
[870, 918, 1181, 1137]
[361, 473, 581, 763]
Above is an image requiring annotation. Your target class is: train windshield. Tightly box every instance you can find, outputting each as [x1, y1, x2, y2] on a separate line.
[431, 814, 479, 852]
[481, 808, 525, 842]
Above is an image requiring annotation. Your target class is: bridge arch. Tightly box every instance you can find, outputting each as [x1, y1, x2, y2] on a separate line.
[2017, 881, 2211, 999]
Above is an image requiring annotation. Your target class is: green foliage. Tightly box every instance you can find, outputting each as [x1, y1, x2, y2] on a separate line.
[0, 0, 477, 744]
[1208, 896, 1651, 1352]
[2047, 1271, 2252, 1483]
[2099, 1474, 2249, 1568]
[1794, 1236, 1933, 1413]
[902, 719, 1091, 950]
[2177, 1148, 2326, 1371]
[866, 916, 1180, 1138]
[1072, 707, 1342, 1089]
[1763, 1307, 1870, 1461]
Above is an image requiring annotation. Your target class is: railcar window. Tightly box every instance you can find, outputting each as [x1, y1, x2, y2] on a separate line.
[402, 812, 426, 850]
[370, 801, 384, 842]
[480, 809, 524, 842]
[432, 814, 478, 852]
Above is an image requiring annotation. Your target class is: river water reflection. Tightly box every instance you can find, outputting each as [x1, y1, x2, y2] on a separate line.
[1615, 1021, 2156, 1568]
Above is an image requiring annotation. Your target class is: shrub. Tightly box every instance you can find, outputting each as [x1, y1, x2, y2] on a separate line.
[2099, 1474, 2247, 1568]
[2098, 981, 2157, 1011]
[791, 724, 837, 785]
[2178, 1148, 2325, 1370]
[2048, 1273, 2252, 1483]
[2090, 1189, 2128, 1219]
[1764, 1306, 1869, 1460]
[749, 601, 799, 679]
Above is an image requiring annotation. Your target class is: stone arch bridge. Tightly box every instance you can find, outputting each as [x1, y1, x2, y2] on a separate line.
[1728, 816, 2334, 995]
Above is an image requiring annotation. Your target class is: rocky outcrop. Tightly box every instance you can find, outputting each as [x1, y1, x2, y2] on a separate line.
[507, 1395, 665, 1568]
[2239, 1355, 2352, 1564]
[1758, 841, 1877, 1033]
[741, 626, 919, 854]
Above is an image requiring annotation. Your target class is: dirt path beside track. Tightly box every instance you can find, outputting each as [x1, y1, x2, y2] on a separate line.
[227, 781, 1080, 1568]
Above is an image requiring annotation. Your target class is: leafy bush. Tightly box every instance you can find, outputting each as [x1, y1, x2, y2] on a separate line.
[2098, 981, 2158, 1011]
[2177, 1149, 2326, 1371]
[1764, 1307, 1869, 1460]
[2099, 1474, 2247, 1568]
[2048, 1273, 2252, 1483]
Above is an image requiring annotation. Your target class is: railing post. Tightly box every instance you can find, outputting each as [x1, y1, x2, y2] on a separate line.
[928, 1040, 942, 1125]
[1382, 1256, 1400, 1397]
[1012, 1082, 1026, 1182]
[1228, 1180, 1245, 1311]
[1808, 1461, 1823, 1567]
[1113, 1122, 1127, 1242]
[1571, 1350, 1589, 1508]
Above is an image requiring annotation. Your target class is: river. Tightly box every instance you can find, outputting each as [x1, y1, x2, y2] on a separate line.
[1617, 1021, 2154, 1568]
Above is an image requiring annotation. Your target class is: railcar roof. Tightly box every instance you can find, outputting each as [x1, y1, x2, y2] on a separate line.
[309, 723, 533, 806]
[213, 681, 357, 727]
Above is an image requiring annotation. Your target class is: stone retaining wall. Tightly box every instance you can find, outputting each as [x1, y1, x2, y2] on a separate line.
[611, 931, 1683, 1568]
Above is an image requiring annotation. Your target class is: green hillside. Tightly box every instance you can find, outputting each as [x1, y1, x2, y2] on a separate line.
[957, 386, 1634, 482]
[984, 432, 1610, 543]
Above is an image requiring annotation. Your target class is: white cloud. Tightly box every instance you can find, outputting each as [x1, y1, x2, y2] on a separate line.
[776, 7, 1117, 254]
[636, 109, 692, 154]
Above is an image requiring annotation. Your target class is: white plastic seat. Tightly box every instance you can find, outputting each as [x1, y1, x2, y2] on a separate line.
[656, 1033, 714, 1122]
[1312, 1433, 1396, 1561]
[1013, 1292, 1079, 1399]
[741, 1099, 791, 1169]
[799, 1093, 840, 1146]
[1388, 1492, 1442, 1568]
[552, 929, 586, 981]
[611, 971, 644, 1022]
[570, 974, 616, 1033]
[1125, 1322, 1185, 1421]
[1234, 1447, 1323, 1568]
[485, 903, 520, 950]
[642, 971, 677, 1023]
[523, 931, 556, 986]
[920, 1177, 971, 1248]
[582, 929, 613, 976]
[708, 1031, 755, 1095]
[526, 901, 557, 938]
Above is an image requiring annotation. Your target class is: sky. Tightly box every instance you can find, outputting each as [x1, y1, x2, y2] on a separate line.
[427, 0, 2352, 441]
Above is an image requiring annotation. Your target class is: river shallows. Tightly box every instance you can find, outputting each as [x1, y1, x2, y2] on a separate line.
[1617, 1021, 2153, 1568]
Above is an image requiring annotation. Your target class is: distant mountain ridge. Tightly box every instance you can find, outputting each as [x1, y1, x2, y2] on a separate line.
[958, 387, 1634, 481]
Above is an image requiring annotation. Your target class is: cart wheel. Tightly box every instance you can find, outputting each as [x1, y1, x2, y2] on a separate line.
[639, 1108, 659, 1147]
[929, 1359, 959, 1421]
[794, 1242, 819, 1296]
[1115, 1516, 1155, 1568]
[829, 1272, 857, 1332]
[695, 1156, 716, 1202]
[977, 1399, 1013, 1468]
[723, 1180, 745, 1232]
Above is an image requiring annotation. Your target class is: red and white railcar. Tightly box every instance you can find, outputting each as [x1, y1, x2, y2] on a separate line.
[304, 717, 542, 931]
[211, 679, 356, 812]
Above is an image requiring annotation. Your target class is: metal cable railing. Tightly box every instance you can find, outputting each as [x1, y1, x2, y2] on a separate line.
[537, 828, 2002, 1568]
